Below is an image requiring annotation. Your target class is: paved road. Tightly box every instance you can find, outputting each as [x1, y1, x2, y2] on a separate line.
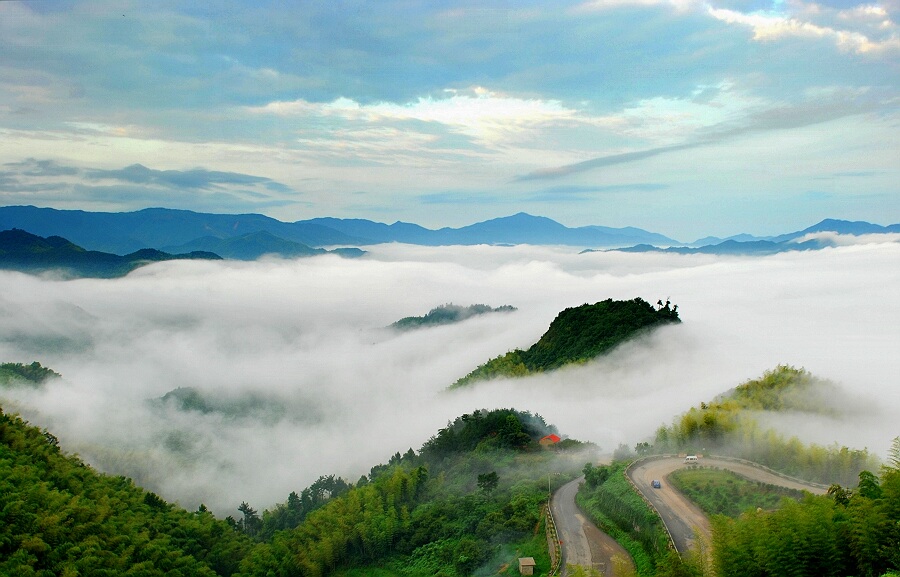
[552, 477, 635, 576]
[627, 457, 828, 554]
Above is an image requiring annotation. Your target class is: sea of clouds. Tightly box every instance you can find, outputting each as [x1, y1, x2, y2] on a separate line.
[1, 238, 898, 514]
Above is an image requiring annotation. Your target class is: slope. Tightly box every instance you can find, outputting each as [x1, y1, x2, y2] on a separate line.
[0, 406, 254, 576]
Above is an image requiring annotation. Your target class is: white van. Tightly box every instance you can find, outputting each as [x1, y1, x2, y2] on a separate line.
[683, 455, 699, 463]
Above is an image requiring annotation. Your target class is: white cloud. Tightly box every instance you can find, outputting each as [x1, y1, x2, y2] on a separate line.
[249, 87, 581, 148]
[1, 244, 898, 515]
[708, 5, 900, 54]
[792, 230, 900, 245]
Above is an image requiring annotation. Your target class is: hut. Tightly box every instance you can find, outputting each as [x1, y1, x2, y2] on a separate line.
[539, 434, 561, 448]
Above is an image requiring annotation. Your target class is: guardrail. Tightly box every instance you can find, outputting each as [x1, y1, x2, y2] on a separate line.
[545, 499, 563, 576]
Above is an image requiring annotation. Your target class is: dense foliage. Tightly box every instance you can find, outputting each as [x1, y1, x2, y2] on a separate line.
[668, 468, 806, 518]
[0, 406, 254, 576]
[420, 409, 555, 457]
[0, 361, 61, 387]
[391, 304, 516, 331]
[651, 365, 879, 486]
[237, 408, 581, 576]
[712, 455, 900, 577]
[1, 403, 585, 576]
[452, 298, 679, 388]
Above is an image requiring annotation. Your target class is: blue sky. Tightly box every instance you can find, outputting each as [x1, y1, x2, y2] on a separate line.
[0, 0, 897, 240]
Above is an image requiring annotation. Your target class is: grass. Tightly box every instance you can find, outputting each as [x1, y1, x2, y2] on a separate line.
[668, 467, 806, 518]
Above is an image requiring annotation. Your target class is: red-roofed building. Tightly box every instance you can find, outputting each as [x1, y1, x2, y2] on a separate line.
[539, 434, 561, 448]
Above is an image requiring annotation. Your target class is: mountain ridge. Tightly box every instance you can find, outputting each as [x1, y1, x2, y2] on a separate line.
[0, 205, 677, 252]
[2, 206, 897, 256]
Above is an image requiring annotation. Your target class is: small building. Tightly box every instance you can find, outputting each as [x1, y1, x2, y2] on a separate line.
[518, 557, 536, 575]
[539, 434, 561, 448]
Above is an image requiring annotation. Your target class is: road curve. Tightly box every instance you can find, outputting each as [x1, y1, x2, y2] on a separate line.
[551, 477, 635, 576]
[627, 456, 828, 554]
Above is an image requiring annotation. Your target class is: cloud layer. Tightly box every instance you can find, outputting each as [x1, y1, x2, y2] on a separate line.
[1, 242, 898, 515]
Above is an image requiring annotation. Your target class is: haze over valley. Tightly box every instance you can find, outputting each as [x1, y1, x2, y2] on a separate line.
[1, 238, 897, 514]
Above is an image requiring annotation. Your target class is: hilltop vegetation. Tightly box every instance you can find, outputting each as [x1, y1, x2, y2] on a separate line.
[0, 361, 60, 387]
[239, 409, 588, 576]
[452, 297, 680, 388]
[391, 303, 516, 331]
[648, 365, 878, 486]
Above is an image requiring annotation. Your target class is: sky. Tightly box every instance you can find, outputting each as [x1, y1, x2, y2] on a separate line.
[0, 0, 897, 241]
[1, 239, 898, 514]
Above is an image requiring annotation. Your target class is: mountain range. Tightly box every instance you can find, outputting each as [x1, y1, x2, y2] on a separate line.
[607, 219, 900, 256]
[0, 206, 677, 253]
[0, 206, 897, 258]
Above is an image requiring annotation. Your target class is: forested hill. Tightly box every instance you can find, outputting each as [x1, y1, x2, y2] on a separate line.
[390, 303, 516, 331]
[0, 361, 60, 386]
[452, 297, 680, 388]
[0, 406, 254, 575]
[0, 228, 221, 278]
[649, 365, 880, 486]
[1, 399, 589, 576]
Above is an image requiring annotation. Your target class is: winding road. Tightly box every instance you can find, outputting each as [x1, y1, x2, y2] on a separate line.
[550, 477, 635, 576]
[626, 456, 827, 554]
[550, 456, 828, 574]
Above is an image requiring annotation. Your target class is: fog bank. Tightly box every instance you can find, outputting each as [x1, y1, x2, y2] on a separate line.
[1, 239, 898, 514]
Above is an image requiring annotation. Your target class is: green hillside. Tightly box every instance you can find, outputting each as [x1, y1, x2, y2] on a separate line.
[452, 297, 680, 388]
[0, 406, 254, 576]
[0, 228, 221, 278]
[1, 397, 588, 576]
[0, 362, 60, 387]
[240, 409, 586, 577]
[650, 365, 878, 486]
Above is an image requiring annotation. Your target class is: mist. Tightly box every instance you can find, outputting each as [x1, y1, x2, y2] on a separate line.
[1, 238, 898, 514]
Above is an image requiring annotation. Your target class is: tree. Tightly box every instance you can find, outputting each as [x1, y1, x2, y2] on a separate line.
[827, 483, 852, 506]
[583, 463, 610, 488]
[857, 470, 882, 500]
[238, 502, 261, 537]
[886, 436, 900, 472]
[453, 537, 481, 576]
[477, 472, 498, 494]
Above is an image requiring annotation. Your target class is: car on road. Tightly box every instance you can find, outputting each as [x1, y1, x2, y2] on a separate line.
[651, 479, 662, 488]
